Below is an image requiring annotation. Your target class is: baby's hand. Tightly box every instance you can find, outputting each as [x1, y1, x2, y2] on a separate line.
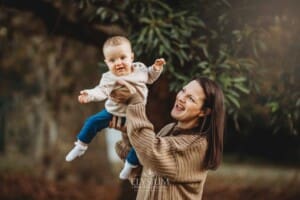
[153, 58, 166, 71]
[78, 90, 89, 103]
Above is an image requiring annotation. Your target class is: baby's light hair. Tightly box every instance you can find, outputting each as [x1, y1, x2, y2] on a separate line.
[103, 36, 132, 53]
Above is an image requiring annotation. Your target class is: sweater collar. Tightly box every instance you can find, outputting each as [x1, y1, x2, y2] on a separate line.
[171, 123, 201, 136]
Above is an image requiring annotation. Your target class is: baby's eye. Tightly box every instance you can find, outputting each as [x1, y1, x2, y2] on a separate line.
[109, 59, 115, 62]
[121, 56, 126, 60]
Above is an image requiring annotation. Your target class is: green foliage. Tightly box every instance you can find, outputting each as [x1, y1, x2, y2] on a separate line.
[79, 0, 256, 112]
[266, 68, 300, 135]
[256, 14, 300, 135]
[73, 0, 299, 135]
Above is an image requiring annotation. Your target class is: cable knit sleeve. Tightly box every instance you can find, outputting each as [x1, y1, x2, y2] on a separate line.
[126, 103, 179, 180]
[126, 103, 208, 182]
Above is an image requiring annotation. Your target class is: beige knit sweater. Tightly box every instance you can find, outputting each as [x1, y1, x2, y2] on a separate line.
[83, 62, 162, 116]
[115, 103, 209, 200]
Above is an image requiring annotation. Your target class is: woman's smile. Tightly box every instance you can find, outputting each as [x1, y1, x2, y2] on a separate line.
[174, 102, 185, 112]
[171, 80, 206, 129]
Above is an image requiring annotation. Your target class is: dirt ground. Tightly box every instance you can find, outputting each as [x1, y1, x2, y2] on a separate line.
[0, 173, 121, 200]
[0, 163, 299, 200]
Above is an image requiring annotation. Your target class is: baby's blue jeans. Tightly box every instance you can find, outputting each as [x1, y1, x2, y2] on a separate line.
[77, 108, 140, 166]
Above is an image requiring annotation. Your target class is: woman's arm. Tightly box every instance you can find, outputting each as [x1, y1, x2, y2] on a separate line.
[82, 74, 112, 102]
[126, 103, 180, 180]
[109, 81, 185, 180]
[109, 81, 178, 179]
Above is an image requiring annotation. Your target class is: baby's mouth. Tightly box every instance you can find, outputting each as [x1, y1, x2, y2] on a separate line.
[116, 67, 125, 72]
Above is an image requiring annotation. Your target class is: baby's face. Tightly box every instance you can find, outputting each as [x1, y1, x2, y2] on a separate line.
[104, 43, 134, 76]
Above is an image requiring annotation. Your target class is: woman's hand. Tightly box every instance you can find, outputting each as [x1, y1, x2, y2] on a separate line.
[110, 80, 143, 105]
[110, 85, 132, 103]
[109, 116, 127, 133]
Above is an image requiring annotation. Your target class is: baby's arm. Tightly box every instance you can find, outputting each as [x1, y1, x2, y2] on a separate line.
[152, 58, 166, 71]
[78, 90, 90, 103]
[147, 58, 165, 84]
[78, 87, 107, 103]
[78, 75, 111, 103]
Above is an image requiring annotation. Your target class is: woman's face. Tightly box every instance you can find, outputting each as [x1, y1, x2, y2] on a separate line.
[171, 80, 206, 129]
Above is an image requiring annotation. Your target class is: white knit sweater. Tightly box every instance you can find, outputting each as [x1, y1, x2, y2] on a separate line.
[83, 62, 162, 116]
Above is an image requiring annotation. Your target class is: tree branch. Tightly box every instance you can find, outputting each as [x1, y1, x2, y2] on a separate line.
[1, 0, 113, 46]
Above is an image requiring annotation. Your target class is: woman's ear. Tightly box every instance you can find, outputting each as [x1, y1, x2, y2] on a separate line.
[199, 108, 211, 117]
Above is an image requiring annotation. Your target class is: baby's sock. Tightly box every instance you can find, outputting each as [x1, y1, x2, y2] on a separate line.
[119, 160, 138, 180]
[65, 140, 88, 162]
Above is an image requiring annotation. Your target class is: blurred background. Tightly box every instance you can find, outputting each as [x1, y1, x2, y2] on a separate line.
[0, 0, 299, 199]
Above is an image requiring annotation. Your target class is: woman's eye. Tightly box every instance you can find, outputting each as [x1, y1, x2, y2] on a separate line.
[188, 96, 195, 102]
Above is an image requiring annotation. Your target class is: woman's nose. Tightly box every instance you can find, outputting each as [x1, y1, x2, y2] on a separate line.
[177, 93, 186, 102]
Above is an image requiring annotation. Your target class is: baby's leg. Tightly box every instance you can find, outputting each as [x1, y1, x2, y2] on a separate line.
[119, 148, 139, 179]
[126, 148, 140, 166]
[77, 109, 113, 143]
[66, 109, 113, 162]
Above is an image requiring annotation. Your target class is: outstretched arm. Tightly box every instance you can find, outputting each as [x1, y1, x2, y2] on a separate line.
[78, 86, 107, 103]
[152, 58, 166, 71]
[78, 74, 113, 103]
[147, 58, 165, 84]
[125, 103, 179, 179]
[108, 82, 177, 178]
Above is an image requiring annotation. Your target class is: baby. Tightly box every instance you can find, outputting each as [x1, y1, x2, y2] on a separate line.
[65, 36, 165, 179]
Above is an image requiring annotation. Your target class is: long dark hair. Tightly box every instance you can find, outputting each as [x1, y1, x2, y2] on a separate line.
[195, 77, 225, 170]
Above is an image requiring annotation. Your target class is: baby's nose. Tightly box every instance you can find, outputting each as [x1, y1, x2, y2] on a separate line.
[115, 59, 122, 65]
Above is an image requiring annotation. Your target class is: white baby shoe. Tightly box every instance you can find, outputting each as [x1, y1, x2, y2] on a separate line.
[65, 141, 88, 162]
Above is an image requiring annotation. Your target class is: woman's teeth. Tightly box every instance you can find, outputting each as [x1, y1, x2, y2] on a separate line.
[176, 104, 184, 111]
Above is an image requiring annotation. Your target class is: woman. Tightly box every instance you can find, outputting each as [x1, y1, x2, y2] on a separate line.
[110, 77, 225, 200]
